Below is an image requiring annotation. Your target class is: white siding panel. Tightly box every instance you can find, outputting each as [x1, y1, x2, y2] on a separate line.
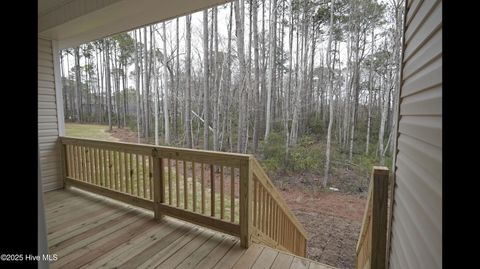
[39, 87, 56, 96]
[404, 2, 441, 61]
[39, 116, 58, 124]
[398, 116, 441, 148]
[403, 28, 441, 80]
[389, 0, 442, 268]
[38, 37, 62, 192]
[401, 57, 441, 97]
[38, 66, 55, 76]
[400, 85, 441, 115]
[38, 59, 54, 69]
[38, 109, 58, 116]
[397, 134, 442, 180]
[405, 0, 439, 42]
[406, 0, 422, 25]
[38, 80, 55, 88]
[38, 95, 56, 102]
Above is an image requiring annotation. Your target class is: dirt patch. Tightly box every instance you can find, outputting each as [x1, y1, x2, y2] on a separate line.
[109, 127, 142, 143]
[278, 186, 366, 269]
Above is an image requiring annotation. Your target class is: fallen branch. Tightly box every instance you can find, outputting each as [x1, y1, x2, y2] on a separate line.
[191, 110, 214, 133]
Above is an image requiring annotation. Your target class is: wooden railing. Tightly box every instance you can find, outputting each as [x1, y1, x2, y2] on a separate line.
[60, 136, 307, 256]
[251, 158, 308, 257]
[356, 166, 389, 269]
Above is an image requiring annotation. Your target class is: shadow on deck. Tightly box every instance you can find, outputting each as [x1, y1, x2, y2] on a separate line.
[45, 188, 334, 269]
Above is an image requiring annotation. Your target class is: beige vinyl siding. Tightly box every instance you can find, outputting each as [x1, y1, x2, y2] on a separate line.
[389, 0, 442, 268]
[38, 37, 63, 192]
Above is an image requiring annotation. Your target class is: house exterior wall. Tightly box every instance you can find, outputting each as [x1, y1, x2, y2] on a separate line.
[39, 37, 64, 192]
[389, 0, 442, 268]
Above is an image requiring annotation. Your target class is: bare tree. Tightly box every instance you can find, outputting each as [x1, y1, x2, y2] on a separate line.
[323, 0, 335, 188]
[185, 15, 193, 148]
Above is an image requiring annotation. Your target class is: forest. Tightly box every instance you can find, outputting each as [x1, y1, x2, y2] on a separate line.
[60, 0, 404, 190]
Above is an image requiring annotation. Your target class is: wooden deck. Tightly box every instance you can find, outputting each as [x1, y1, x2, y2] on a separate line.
[45, 188, 334, 269]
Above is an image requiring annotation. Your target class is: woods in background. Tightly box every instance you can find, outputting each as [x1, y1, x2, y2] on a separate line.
[60, 0, 404, 187]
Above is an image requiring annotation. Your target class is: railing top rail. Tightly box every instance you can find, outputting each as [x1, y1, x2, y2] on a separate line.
[60, 136, 251, 161]
[251, 157, 308, 238]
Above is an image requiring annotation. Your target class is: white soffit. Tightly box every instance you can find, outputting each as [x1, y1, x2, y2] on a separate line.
[39, 0, 230, 49]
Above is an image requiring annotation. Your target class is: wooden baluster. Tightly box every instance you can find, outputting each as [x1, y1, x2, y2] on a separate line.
[95, 148, 99, 185]
[220, 166, 224, 219]
[72, 145, 76, 178]
[231, 167, 235, 223]
[116, 151, 121, 191]
[135, 154, 140, 196]
[82, 146, 87, 182]
[82, 146, 86, 181]
[175, 159, 180, 207]
[76, 146, 80, 179]
[168, 159, 172, 205]
[89, 147, 93, 184]
[184, 160, 188, 210]
[266, 195, 270, 237]
[273, 203, 276, 241]
[119, 152, 124, 192]
[109, 150, 114, 189]
[98, 149, 103, 186]
[65, 145, 70, 177]
[192, 161, 196, 212]
[149, 156, 154, 200]
[102, 149, 107, 188]
[94, 148, 99, 186]
[112, 150, 117, 189]
[258, 185, 263, 232]
[210, 164, 215, 217]
[152, 151, 164, 220]
[253, 178, 257, 227]
[82, 147, 89, 182]
[263, 187, 267, 233]
[123, 152, 128, 193]
[97, 148, 101, 186]
[105, 150, 109, 188]
[142, 155, 146, 198]
[125, 152, 130, 194]
[201, 163, 205, 214]
[84, 147, 89, 183]
[109, 150, 113, 188]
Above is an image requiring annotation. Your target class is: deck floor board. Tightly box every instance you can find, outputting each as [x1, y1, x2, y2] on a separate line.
[45, 188, 333, 269]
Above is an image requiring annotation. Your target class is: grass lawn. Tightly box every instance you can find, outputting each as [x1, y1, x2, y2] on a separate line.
[65, 123, 119, 141]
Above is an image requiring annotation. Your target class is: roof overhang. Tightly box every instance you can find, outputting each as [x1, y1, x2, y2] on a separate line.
[39, 0, 230, 50]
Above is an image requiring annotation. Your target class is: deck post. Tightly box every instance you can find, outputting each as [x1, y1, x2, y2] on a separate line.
[60, 140, 69, 189]
[152, 148, 164, 220]
[239, 156, 253, 248]
[371, 166, 389, 269]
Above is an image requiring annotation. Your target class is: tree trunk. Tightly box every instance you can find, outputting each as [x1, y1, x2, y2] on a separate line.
[264, 0, 277, 141]
[185, 15, 193, 148]
[134, 30, 141, 143]
[74, 47, 82, 122]
[203, 10, 210, 150]
[323, 0, 335, 188]
[252, 0, 260, 152]
[235, 0, 247, 153]
[104, 41, 112, 131]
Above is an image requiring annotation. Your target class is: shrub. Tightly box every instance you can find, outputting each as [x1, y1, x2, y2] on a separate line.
[289, 135, 324, 174]
[258, 132, 287, 175]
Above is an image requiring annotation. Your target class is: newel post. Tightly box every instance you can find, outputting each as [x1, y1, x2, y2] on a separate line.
[371, 166, 389, 269]
[239, 156, 253, 248]
[60, 139, 69, 189]
[152, 148, 165, 220]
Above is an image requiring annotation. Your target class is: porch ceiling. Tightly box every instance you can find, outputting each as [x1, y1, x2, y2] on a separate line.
[38, 0, 231, 50]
